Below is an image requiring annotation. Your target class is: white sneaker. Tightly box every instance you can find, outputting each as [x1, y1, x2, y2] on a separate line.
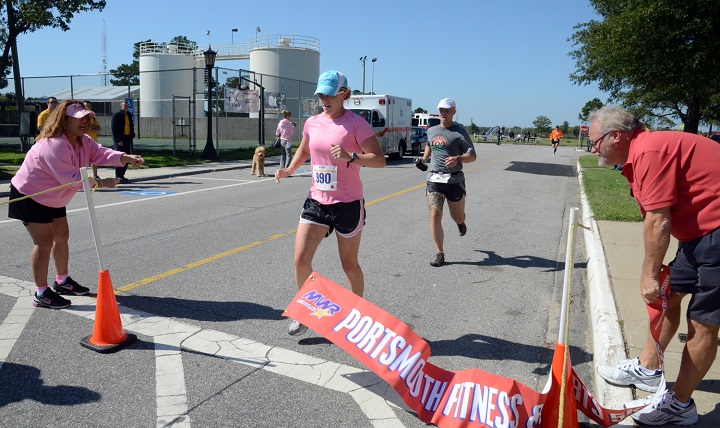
[624, 393, 656, 409]
[597, 357, 662, 392]
[631, 390, 698, 425]
[287, 320, 308, 336]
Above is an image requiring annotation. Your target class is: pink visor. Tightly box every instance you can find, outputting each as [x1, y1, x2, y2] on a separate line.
[66, 103, 96, 119]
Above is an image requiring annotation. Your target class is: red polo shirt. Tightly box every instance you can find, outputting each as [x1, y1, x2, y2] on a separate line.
[622, 130, 720, 241]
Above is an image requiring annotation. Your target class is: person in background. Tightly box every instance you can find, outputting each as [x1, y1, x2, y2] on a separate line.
[418, 98, 477, 267]
[8, 100, 144, 309]
[591, 105, 720, 426]
[275, 70, 385, 336]
[36, 97, 58, 132]
[275, 110, 295, 169]
[83, 101, 102, 181]
[550, 125, 563, 156]
[111, 100, 135, 183]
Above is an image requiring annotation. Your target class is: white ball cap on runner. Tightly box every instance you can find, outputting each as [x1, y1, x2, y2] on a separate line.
[436, 98, 456, 109]
[315, 70, 349, 96]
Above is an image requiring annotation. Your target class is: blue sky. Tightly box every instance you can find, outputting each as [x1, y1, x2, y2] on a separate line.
[16, 0, 608, 128]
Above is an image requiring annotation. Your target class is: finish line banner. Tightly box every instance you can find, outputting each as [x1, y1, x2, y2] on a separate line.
[283, 273, 655, 427]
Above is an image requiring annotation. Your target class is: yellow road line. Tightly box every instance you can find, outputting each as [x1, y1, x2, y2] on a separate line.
[117, 229, 296, 292]
[118, 157, 504, 292]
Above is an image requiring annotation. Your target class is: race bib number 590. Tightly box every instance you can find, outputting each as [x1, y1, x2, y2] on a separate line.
[313, 165, 338, 191]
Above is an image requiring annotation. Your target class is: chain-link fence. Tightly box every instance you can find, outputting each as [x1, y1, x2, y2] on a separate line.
[2, 67, 316, 154]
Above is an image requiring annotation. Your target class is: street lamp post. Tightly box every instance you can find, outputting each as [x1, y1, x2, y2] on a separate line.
[371, 57, 377, 94]
[203, 47, 218, 160]
[359, 56, 367, 94]
[231, 28, 237, 45]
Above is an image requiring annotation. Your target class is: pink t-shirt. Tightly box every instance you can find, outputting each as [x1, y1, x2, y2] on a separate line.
[302, 110, 376, 204]
[276, 119, 295, 142]
[11, 134, 125, 208]
[622, 129, 720, 241]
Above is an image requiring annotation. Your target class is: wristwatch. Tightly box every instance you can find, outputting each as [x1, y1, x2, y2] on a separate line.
[456, 155, 462, 163]
[349, 152, 359, 163]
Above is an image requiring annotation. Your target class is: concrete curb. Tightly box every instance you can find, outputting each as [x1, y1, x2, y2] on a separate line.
[577, 163, 634, 425]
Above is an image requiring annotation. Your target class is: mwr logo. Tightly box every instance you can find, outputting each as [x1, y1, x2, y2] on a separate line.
[297, 290, 342, 319]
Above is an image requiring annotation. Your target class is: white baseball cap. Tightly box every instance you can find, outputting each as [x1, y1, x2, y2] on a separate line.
[437, 98, 456, 109]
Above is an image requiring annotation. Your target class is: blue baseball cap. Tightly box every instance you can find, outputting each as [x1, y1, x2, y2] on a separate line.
[314, 70, 349, 96]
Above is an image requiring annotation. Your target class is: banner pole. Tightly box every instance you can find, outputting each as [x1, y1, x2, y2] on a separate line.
[80, 168, 106, 272]
[558, 207, 579, 345]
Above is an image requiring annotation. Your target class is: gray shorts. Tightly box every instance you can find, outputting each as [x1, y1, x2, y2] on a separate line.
[670, 226, 720, 326]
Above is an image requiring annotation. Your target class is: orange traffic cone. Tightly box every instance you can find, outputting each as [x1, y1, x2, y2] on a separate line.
[540, 342, 579, 428]
[80, 270, 137, 353]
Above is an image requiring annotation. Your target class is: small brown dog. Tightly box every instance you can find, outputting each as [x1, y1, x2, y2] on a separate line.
[251, 146, 266, 177]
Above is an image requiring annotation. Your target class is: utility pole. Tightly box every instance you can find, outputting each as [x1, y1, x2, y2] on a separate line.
[359, 56, 367, 94]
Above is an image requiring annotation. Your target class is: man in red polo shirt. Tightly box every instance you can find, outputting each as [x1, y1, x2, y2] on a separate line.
[589, 106, 720, 425]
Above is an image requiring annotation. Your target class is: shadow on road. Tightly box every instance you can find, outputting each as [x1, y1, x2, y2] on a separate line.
[116, 295, 284, 322]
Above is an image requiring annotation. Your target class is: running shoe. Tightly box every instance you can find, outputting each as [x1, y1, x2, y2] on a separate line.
[624, 393, 655, 409]
[288, 320, 308, 336]
[597, 357, 662, 392]
[52, 276, 89, 296]
[430, 252, 445, 267]
[631, 390, 698, 425]
[458, 222, 467, 236]
[33, 289, 71, 309]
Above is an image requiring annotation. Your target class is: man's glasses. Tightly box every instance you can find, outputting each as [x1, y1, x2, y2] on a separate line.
[589, 130, 612, 148]
[48, 100, 58, 104]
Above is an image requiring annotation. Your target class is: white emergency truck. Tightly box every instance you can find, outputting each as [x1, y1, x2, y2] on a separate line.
[411, 113, 441, 130]
[344, 95, 412, 159]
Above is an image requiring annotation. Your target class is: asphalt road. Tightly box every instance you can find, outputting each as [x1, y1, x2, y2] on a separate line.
[0, 144, 593, 427]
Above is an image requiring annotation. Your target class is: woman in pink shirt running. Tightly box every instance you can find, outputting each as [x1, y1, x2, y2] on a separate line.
[8, 100, 144, 310]
[275, 70, 385, 336]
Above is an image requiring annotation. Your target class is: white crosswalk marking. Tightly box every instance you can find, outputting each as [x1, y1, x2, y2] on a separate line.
[0, 275, 407, 427]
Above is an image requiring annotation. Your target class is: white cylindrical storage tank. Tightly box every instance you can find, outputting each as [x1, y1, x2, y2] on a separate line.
[139, 42, 196, 118]
[249, 35, 320, 118]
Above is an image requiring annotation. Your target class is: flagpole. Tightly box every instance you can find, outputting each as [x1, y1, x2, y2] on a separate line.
[80, 167, 106, 271]
[558, 207, 579, 345]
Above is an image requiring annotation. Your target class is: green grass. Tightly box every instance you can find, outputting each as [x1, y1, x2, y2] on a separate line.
[579, 155, 643, 222]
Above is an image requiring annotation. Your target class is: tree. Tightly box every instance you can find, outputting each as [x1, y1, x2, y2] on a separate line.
[569, 0, 720, 133]
[0, 0, 106, 114]
[413, 107, 427, 114]
[578, 98, 604, 122]
[110, 39, 149, 86]
[561, 120, 570, 134]
[532, 115, 552, 135]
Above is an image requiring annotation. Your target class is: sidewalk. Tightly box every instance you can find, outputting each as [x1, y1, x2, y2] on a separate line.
[596, 221, 719, 426]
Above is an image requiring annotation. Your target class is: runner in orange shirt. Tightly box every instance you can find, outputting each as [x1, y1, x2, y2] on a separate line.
[550, 126, 563, 156]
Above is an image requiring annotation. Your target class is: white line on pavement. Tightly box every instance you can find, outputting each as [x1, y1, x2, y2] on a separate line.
[0, 275, 408, 427]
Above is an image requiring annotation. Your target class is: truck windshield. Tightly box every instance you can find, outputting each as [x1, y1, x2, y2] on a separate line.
[350, 109, 371, 125]
[428, 118, 441, 127]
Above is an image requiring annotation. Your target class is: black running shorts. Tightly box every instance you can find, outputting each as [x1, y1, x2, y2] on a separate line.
[300, 198, 365, 238]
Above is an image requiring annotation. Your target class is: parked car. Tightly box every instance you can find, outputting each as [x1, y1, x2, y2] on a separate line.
[410, 126, 428, 155]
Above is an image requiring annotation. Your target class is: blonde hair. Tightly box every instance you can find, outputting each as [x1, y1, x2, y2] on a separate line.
[36, 100, 84, 141]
